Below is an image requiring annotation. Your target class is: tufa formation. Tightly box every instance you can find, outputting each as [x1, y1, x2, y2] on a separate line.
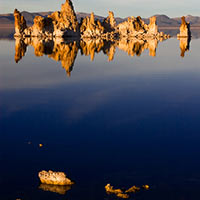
[177, 16, 191, 38]
[38, 170, 74, 186]
[14, 0, 170, 39]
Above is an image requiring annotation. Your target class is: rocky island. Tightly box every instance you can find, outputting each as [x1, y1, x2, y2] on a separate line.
[14, 0, 170, 40]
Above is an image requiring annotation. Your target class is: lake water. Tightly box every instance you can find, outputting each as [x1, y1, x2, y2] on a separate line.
[0, 32, 200, 200]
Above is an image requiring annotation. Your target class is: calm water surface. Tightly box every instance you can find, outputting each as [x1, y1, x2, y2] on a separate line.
[0, 35, 200, 200]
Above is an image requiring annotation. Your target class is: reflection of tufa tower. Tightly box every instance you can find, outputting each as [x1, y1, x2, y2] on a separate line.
[177, 16, 191, 38]
[179, 37, 191, 57]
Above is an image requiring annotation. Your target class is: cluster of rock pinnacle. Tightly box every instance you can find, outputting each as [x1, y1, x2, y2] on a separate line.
[14, 0, 171, 39]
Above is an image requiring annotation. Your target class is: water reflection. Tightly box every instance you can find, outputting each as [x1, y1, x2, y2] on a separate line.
[39, 184, 72, 195]
[178, 37, 191, 57]
[14, 37, 180, 77]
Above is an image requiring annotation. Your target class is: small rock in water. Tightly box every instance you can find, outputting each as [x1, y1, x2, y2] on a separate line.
[39, 144, 43, 147]
[142, 184, 150, 190]
[105, 184, 129, 199]
[125, 185, 140, 193]
[38, 170, 74, 186]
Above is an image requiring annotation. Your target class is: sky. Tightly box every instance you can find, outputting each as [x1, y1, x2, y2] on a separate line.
[0, 0, 200, 18]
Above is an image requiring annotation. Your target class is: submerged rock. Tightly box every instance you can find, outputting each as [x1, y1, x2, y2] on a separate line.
[38, 170, 74, 185]
[177, 16, 191, 38]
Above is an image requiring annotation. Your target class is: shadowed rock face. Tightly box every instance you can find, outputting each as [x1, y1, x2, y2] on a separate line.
[177, 16, 191, 37]
[14, 9, 27, 36]
[14, 0, 170, 39]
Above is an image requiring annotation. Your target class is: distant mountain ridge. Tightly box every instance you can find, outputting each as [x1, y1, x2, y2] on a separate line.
[1, 11, 200, 28]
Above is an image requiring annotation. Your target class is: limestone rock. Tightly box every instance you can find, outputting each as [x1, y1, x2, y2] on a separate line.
[14, 9, 27, 36]
[14, 0, 170, 39]
[38, 170, 74, 185]
[80, 13, 105, 38]
[177, 16, 191, 37]
[102, 11, 116, 32]
[148, 16, 158, 35]
[125, 185, 140, 193]
[105, 184, 123, 194]
[105, 184, 129, 199]
[118, 16, 146, 37]
[14, 0, 79, 38]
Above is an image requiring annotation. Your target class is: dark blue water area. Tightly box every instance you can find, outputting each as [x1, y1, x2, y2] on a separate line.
[1, 38, 200, 199]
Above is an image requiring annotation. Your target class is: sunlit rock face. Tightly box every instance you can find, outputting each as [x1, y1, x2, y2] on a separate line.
[80, 13, 105, 38]
[178, 37, 191, 57]
[105, 184, 129, 199]
[38, 170, 74, 186]
[147, 16, 158, 35]
[177, 16, 191, 38]
[117, 16, 169, 39]
[14, 0, 170, 39]
[39, 184, 72, 195]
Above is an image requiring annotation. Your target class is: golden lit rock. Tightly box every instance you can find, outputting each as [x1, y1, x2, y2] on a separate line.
[105, 184, 129, 199]
[142, 185, 150, 190]
[80, 13, 105, 38]
[116, 193, 129, 199]
[14, 0, 79, 38]
[125, 185, 140, 193]
[105, 183, 123, 194]
[14, 9, 27, 36]
[14, 0, 170, 39]
[177, 16, 191, 38]
[148, 16, 158, 35]
[38, 170, 74, 186]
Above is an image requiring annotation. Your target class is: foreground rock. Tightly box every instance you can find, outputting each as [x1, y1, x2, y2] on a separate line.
[38, 170, 74, 185]
[177, 16, 191, 38]
[105, 184, 129, 199]
[105, 183, 150, 199]
[14, 0, 170, 39]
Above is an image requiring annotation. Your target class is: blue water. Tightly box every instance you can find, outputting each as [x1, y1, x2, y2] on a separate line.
[1, 37, 200, 200]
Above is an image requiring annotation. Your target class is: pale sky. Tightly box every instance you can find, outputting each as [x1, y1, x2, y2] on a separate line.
[0, 0, 199, 18]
